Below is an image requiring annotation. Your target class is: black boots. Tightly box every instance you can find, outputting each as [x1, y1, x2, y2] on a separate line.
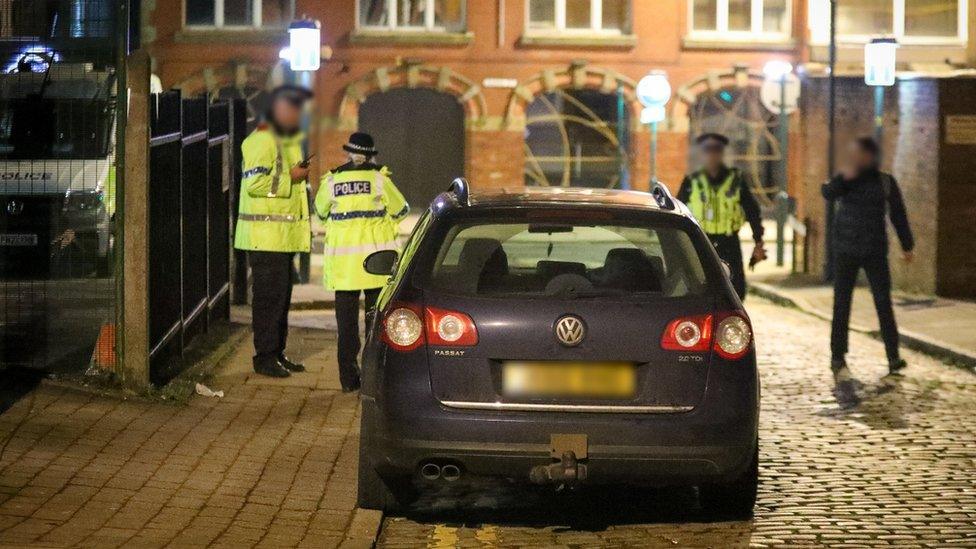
[254, 359, 291, 378]
[279, 355, 306, 373]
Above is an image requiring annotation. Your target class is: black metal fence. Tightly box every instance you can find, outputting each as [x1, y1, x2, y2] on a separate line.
[148, 91, 240, 384]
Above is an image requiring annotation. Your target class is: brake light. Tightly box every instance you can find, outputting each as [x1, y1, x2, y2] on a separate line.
[382, 305, 424, 352]
[713, 312, 752, 360]
[661, 315, 712, 352]
[425, 306, 478, 346]
[382, 304, 478, 352]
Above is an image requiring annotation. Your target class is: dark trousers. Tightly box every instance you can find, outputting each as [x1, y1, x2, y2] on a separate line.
[709, 233, 747, 301]
[831, 251, 900, 364]
[249, 251, 295, 366]
[334, 288, 381, 390]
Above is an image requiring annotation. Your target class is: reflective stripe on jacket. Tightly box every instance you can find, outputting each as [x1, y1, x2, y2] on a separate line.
[314, 166, 409, 291]
[685, 169, 744, 236]
[233, 129, 311, 253]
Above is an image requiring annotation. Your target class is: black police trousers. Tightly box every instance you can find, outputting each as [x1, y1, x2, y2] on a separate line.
[708, 233, 747, 301]
[249, 251, 295, 366]
[831, 251, 900, 364]
[334, 288, 381, 390]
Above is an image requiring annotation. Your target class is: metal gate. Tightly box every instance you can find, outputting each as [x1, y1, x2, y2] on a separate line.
[147, 91, 238, 384]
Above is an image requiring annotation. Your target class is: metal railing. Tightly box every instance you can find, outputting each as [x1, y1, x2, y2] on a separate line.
[147, 91, 239, 384]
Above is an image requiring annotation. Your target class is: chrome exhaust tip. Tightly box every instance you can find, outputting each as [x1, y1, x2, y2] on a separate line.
[420, 462, 441, 481]
[441, 464, 461, 482]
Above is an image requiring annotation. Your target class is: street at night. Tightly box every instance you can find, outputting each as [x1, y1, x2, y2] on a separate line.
[1, 299, 974, 547]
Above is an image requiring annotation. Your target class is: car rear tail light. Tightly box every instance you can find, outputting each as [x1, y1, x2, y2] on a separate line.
[714, 313, 752, 360]
[382, 304, 478, 352]
[383, 305, 424, 351]
[661, 315, 712, 352]
[425, 306, 478, 347]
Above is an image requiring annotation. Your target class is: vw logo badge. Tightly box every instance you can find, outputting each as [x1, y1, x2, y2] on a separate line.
[554, 315, 586, 347]
[6, 199, 24, 216]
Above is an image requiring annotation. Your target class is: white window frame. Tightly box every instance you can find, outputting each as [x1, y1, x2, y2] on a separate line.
[808, 0, 967, 46]
[356, 0, 466, 32]
[687, 0, 792, 42]
[183, 0, 295, 29]
[525, 0, 630, 35]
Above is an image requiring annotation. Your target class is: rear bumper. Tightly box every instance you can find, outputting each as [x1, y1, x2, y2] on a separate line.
[363, 354, 759, 486]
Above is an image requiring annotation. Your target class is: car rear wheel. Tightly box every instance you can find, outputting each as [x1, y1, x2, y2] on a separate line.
[357, 407, 415, 511]
[698, 445, 759, 520]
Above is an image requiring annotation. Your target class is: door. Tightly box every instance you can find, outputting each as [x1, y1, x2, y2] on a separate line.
[358, 88, 465, 209]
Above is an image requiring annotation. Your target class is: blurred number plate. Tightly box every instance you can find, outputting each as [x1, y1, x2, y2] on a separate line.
[503, 361, 635, 399]
[0, 234, 38, 247]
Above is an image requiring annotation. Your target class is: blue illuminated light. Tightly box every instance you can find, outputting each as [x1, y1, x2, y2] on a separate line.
[4, 46, 63, 74]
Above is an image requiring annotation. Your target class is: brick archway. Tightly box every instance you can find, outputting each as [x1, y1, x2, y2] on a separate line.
[336, 63, 487, 129]
[503, 63, 643, 130]
[172, 60, 284, 100]
[674, 64, 784, 207]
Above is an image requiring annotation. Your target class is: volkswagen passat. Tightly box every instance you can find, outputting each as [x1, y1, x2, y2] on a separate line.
[357, 180, 759, 517]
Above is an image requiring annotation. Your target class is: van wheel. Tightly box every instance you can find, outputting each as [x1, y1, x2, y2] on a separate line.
[357, 408, 415, 511]
[698, 445, 759, 520]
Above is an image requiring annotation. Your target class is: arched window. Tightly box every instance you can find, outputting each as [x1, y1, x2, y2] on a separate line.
[524, 89, 630, 188]
[687, 85, 781, 208]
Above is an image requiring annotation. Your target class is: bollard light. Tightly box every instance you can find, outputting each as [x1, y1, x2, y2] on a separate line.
[864, 38, 898, 87]
[286, 19, 321, 72]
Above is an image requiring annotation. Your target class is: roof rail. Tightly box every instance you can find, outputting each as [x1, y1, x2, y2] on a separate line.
[650, 182, 676, 210]
[449, 177, 470, 207]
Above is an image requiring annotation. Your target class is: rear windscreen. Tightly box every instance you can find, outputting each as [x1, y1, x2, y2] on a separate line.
[421, 221, 708, 299]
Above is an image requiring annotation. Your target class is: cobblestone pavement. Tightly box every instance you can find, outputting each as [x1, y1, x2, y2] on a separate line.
[377, 300, 976, 548]
[0, 328, 381, 548]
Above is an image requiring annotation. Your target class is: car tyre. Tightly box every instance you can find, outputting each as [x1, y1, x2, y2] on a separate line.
[357, 406, 415, 511]
[698, 444, 758, 520]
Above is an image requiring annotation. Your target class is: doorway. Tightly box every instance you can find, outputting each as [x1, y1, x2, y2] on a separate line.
[358, 88, 465, 208]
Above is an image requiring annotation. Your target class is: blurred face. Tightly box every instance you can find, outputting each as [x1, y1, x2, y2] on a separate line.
[845, 141, 877, 172]
[271, 98, 303, 133]
[701, 143, 725, 172]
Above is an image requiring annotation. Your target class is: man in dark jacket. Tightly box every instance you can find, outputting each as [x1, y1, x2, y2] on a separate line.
[677, 134, 766, 300]
[822, 137, 914, 381]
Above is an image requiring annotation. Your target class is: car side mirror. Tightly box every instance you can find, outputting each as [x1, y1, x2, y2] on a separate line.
[364, 249, 398, 276]
[721, 261, 732, 279]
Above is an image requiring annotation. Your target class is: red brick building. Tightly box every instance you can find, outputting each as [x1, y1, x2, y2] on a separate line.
[145, 1, 976, 296]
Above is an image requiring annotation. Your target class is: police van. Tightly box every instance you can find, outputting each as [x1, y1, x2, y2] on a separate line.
[0, 61, 115, 279]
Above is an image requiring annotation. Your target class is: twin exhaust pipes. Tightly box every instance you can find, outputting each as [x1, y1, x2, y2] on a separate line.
[420, 462, 462, 482]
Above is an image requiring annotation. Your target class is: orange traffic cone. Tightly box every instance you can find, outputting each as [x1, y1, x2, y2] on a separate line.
[92, 323, 116, 370]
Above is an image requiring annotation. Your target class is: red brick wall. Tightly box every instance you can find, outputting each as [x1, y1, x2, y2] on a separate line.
[466, 130, 525, 191]
[146, 0, 801, 195]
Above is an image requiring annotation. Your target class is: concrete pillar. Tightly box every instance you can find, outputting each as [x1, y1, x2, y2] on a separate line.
[121, 50, 151, 392]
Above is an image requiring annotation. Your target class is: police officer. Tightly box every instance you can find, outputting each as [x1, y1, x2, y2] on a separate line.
[314, 133, 409, 392]
[823, 137, 914, 381]
[234, 85, 313, 378]
[677, 133, 766, 300]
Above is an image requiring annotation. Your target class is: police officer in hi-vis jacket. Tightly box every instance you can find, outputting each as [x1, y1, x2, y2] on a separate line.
[314, 133, 409, 392]
[234, 86, 314, 378]
[677, 133, 767, 300]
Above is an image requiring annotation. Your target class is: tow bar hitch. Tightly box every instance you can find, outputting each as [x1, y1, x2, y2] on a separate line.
[529, 434, 588, 486]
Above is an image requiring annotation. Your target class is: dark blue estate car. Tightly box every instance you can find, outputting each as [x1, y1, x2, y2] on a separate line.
[357, 180, 759, 517]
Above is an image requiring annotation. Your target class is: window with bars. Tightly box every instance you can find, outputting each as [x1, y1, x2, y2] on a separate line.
[527, 0, 629, 33]
[808, 0, 965, 44]
[184, 0, 294, 28]
[358, 0, 466, 32]
[689, 0, 790, 39]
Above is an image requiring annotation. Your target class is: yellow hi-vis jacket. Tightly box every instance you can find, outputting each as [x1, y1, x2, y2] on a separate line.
[234, 127, 311, 253]
[685, 169, 745, 236]
[314, 164, 409, 291]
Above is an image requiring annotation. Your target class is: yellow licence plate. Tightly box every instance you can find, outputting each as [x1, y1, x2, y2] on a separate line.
[502, 361, 636, 399]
